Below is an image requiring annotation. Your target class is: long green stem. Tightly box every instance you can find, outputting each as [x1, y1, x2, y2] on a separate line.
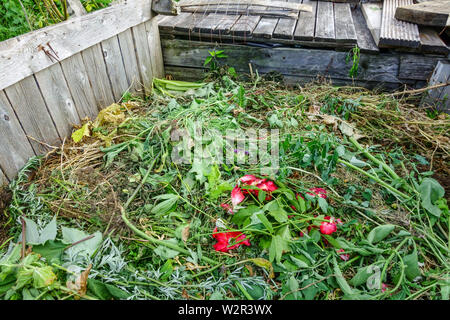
[338, 159, 409, 199]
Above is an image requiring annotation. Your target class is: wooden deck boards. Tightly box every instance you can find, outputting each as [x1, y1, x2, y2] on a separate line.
[158, 0, 360, 47]
[379, 0, 421, 48]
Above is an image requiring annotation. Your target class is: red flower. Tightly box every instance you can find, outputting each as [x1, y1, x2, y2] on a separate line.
[381, 283, 388, 293]
[337, 249, 350, 261]
[212, 227, 251, 252]
[220, 203, 233, 214]
[319, 216, 338, 235]
[239, 175, 258, 184]
[231, 186, 245, 207]
[307, 187, 327, 199]
[235, 175, 278, 202]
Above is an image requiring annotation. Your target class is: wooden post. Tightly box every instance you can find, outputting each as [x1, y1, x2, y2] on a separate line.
[67, 0, 87, 17]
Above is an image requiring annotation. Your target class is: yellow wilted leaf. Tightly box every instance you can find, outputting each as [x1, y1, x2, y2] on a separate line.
[93, 104, 126, 128]
[72, 122, 91, 143]
[249, 258, 275, 279]
[66, 264, 92, 299]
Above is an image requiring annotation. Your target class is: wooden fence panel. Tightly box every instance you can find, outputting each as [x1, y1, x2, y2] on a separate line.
[132, 22, 155, 95]
[4, 76, 61, 154]
[34, 63, 81, 138]
[0, 91, 36, 180]
[101, 36, 130, 101]
[117, 29, 143, 95]
[81, 44, 116, 110]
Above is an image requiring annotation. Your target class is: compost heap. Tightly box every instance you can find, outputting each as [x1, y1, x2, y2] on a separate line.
[0, 75, 449, 300]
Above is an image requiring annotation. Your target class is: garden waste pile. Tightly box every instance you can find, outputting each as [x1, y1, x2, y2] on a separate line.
[0, 74, 449, 300]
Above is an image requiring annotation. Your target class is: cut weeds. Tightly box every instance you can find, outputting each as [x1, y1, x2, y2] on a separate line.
[0, 73, 449, 300]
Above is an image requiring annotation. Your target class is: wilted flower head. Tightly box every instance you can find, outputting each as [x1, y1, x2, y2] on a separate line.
[212, 227, 251, 252]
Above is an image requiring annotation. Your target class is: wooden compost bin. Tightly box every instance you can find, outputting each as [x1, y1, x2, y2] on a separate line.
[0, 0, 164, 186]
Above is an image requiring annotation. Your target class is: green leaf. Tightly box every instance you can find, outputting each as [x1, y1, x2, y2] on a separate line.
[154, 239, 180, 260]
[332, 256, 354, 296]
[72, 123, 90, 143]
[151, 194, 179, 216]
[418, 178, 445, 217]
[62, 227, 102, 257]
[32, 266, 57, 288]
[268, 208, 288, 223]
[317, 197, 328, 214]
[403, 249, 421, 281]
[367, 224, 395, 244]
[87, 278, 130, 300]
[256, 213, 273, 233]
[349, 264, 381, 287]
[32, 240, 66, 265]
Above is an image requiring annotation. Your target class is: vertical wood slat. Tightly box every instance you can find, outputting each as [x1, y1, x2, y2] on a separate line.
[132, 22, 155, 95]
[315, 1, 335, 42]
[81, 44, 116, 110]
[4, 76, 61, 154]
[60, 53, 98, 120]
[117, 29, 143, 96]
[101, 36, 130, 102]
[0, 90, 35, 180]
[0, 168, 7, 185]
[145, 18, 165, 79]
[294, 0, 317, 41]
[34, 63, 81, 138]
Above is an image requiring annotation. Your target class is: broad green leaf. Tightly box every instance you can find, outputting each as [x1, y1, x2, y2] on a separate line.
[87, 278, 130, 300]
[317, 197, 328, 214]
[38, 217, 57, 244]
[403, 249, 421, 281]
[349, 264, 381, 287]
[32, 266, 57, 288]
[367, 224, 395, 244]
[269, 235, 288, 263]
[154, 239, 180, 260]
[62, 227, 102, 257]
[332, 256, 354, 296]
[256, 213, 273, 233]
[32, 240, 66, 265]
[418, 178, 445, 217]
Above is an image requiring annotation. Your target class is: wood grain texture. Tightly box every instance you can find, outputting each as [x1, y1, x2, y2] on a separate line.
[362, 2, 382, 45]
[315, 1, 335, 42]
[253, 17, 279, 38]
[0, 0, 152, 91]
[380, 0, 420, 48]
[399, 55, 442, 80]
[421, 61, 450, 112]
[34, 63, 81, 138]
[0, 168, 7, 185]
[294, 0, 317, 41]
[101, 36, 129, 102]
[132, 22, 154, 95]
[352, 4, 379, 53]
[145, 18, 165, 79]
[81, 44, 116, 109]
[395, 0, 450, 27]
[60, 53, 98, 120]
[231, 15, 261, 36]
[4, 76, 61, 154]
[419, 27, 449, 55]
[0, 90, 35, 180]
[334, 3, 357, 43]
[117, 29, 143, 95]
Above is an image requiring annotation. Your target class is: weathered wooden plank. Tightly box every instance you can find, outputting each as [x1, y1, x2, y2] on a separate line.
[174, 13, 199, 32]
[60, 53, 98, 120]
[380, 0, 420, 48]
[352, 4, 379, 53]
[34, 63, 81, 138]
[162, 39, 405, 84]
[334, 3, 357, 43]
[145, 18, 165, 79]
[399, 54, 442, 80]
[0, 90, 35, 180]
[253, 17, 279, 38]
[67, 0, 87, 17]
[419, 27, 449, 55]
[132, 22, 154, 95]
[101, 36, 129, 102]
[0, 168, 7, 185]
[4, 76, 61, 154]
[315, 1, 335, 42]
[395, 0, 450, 27]
[181, 5, 299, 18]
[158, 12, 193, 33]
[422, 61, 450, 112]
[362, 2, 382, 45]
[0, 0, 153, 91]
[80, 44, 115, 110]
[273, 0, 300, 40]
[214, 14, 240, 35]
[231, 15, 261, 36]
[294, 0, 317, 41]
[117, 29, 143, 95]
[192, 14, 218, 34]
[179, 0, 312, 12]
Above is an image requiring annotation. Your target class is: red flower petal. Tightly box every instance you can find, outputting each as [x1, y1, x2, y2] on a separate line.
[220, 203, 233, 214]
[212, 228, 251, 252]
[307, 188, 327, 199]
[239, 175, 258, 184]
[231, 186, 245, 207]
[337, 249, 350, 261]
[320, 221, 337, 235]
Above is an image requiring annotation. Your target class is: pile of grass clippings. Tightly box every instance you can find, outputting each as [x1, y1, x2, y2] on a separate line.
[0, 74, 448, 300]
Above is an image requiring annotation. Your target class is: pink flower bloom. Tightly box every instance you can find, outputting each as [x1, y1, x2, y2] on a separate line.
[220, 203, 233, 214]
[319, 216, 338, 235]
[237, 175, 278, 200]
[212, 227, 251, 252]
[231, 186, 245, 207]
[239, 175, 258, 184]
[381, 283, 388, 293]
[337, 249, 350, 261]
[307, 187, 327, 199]
[257, 180, 278, 192]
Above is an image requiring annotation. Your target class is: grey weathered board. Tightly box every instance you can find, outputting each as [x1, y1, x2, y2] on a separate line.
[162, 39, 443, 90]
[315, 1, 335, 42]
[361, 2, 382, 45]
[379, 0, 421, 48]
[0, 1, 164, 182]
[334, 2, 357, 43]
[294, 0, 317, 41]
[419, 27, 449, 55]
[273, 0, 300, 40]
[352, 4, 379, 53]
[395, 0, 450, 27]
[421, 61, 450, 113]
